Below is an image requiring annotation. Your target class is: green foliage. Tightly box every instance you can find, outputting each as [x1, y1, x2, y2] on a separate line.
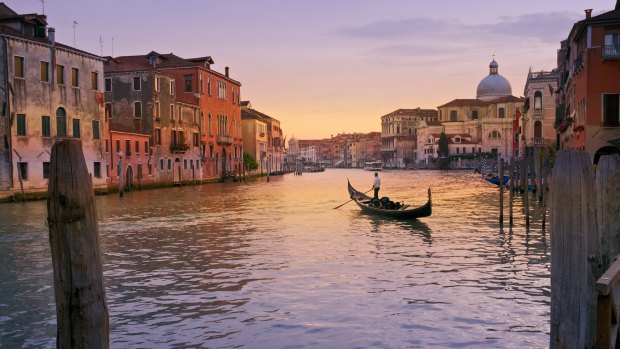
[438, 132, 449, 157]
[243, 152, 259, 170]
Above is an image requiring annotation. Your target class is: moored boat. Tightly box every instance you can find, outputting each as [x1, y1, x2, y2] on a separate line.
[364, 161, 382, 171]
[347, 180, 432, 219]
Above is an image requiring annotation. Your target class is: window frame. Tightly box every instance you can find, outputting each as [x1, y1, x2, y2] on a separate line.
[14, 55, 24, 78]
[133, 76, 141, 91]
[56, 65, 65, 85]
[40, 61, 49, 82]
[71, 67, 79, 87]
[134, 101, 142, 118]
[91, 71, 99, 90]
[105, 77, 112, 92]
[16, 114, 26, 136]
[72, 118, 81, 138]
[92, 120, 100, 140]
[17, 162, 28, 180]
[602, 93, 620, 127]
[42, 115, 51, 137]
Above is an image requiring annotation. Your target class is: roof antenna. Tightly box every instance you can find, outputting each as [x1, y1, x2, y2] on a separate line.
[111, 37, 114, 57]
[72, 20, 78, 47]
[40, 0, 45, 14]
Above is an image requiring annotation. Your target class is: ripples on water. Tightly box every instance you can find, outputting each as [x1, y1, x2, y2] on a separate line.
[0, 170, 550, 348]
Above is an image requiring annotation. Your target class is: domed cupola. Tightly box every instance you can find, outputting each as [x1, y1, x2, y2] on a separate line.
[476, 59, 512, 101]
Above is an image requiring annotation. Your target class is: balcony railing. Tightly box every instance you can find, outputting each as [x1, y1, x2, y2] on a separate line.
[170, 143, 189, 153]
[532, 137, 543, 145]
[602, 45, 620, 60]
[573, 52, 584, 73]
[533, 109, 543, 116]
[217, 135, 233, 145]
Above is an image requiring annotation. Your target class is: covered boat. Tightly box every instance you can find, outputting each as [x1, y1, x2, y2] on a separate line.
[347, 180, 432, 219]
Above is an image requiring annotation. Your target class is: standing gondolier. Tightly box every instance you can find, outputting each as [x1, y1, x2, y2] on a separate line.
[372, 172, 381, 199]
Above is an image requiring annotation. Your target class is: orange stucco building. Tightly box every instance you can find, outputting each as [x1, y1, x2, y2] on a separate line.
[556, 7, 620, 162]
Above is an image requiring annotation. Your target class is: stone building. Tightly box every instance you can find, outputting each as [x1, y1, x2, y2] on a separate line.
[520, 68, 559, 156]
[380, 108, 438, 168]
[0, 4, 107, 199]
[241, 102, 285, 172]
[432, 59, 524, 162]
[104, 55, 203, 185]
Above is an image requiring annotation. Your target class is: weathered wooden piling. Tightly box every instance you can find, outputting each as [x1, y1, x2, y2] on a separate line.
[550, 150, 600, 348]
[509, 157, 514, 226]
[498, 157, 504, 225]
[47, 140, 109, 348]
[596, 154, 620, 271]
[523, 153, 530, 227]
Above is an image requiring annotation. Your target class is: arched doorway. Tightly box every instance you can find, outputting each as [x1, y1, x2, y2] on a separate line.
[222, 148, 227, 177]
[126, 165, 134, 191]
[173, 158, 182, 183]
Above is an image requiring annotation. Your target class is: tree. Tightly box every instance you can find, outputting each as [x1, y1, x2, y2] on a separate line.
[243, 152, 258, 170]
[438, 132, 449, 157]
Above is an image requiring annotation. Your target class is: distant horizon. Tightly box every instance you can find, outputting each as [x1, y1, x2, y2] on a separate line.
[5, 0, 615, 139]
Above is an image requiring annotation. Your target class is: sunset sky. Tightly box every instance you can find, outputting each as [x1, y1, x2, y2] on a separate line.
[7, 0, 615, 139]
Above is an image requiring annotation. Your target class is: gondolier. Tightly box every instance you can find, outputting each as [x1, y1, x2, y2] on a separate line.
[372, 172, 381, 199]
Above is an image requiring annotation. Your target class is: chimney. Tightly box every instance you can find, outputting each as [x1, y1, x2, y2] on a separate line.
[47, 27, 55, 44]
[585, 9, 592, 19]
[225, 66, 229, 77]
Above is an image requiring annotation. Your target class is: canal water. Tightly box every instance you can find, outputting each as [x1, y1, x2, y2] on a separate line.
[0, 169, 550, 348]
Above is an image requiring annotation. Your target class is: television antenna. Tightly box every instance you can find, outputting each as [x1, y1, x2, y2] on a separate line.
[72, 20, 78, 46]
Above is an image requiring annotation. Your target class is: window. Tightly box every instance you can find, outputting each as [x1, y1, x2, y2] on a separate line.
[534, 120, 542, 138]
[17, 162, 28, 180]
[170, 104, 174, 120]
[56, 65, 65, 85]
[208, 113, 212, 135]
[193, 132, 199, 147]
[92, 120, 100, 139]
[498, 107, 505, 118]
[603, 93, 620, 127]
[137, 164, 142, 180]
[207, 77, 211, 95]
[134, 101, 142, 118]
[184, 75, 192, 92]
[489, 130, 501, 139]
[184, 159, 187, 170]
[125, 139, 131, 156]
[154, 101, 160, 118]
[450, 110, 457, 121]
[43, 162, 50, 179]
[534, 91, 543, 110]
[91, 72, 98, 90]
[472, 110, 479, 120]
[94, 162, 101, 178]
[133, 76, 141, 91]
[232, 87, 236, 104]
[167, 159, 172, 170]
[42, 115, 51, 137]
[105, 103, 112, 121]
[41, 61, 49, 82]
[16, 114, 26, 136]
[160, 159, 164, 170]
[200, 74, 204, 93]
[56, 108, 67, 137]
[155, 128, 161, 145]
[155, 76, 160, 91]
[135, 140, 139, 154]
[116, 139, 121, 153]
[72, 119, 80, 138]
[14, 56, 24, 78]
[170, 80, 175, 95]
[105, 139, 108, 152]
[105, 78, 112, 92]
[144, 141, 149, 154]
[71, 68, 79, 87]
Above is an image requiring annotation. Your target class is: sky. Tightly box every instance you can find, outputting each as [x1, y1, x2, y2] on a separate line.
[6, 0, 616, 139]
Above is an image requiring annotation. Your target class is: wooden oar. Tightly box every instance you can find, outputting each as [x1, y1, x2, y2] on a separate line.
[333, 188, 373, 209]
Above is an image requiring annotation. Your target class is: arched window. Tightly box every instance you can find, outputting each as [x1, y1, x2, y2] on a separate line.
[534, 120, 542, 138]
[534, 91, 543, 110]
[56, 107, 67, 137]
[489, 130, 501, 139]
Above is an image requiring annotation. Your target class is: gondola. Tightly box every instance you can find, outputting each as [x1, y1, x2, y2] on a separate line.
[347, 180, 432, 219]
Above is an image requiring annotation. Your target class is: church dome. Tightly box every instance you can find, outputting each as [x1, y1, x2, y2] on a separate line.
[476, 59, 512, 101]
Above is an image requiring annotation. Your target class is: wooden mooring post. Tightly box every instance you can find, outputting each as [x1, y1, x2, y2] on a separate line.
[523, 152, 530, 227]
[550, 150, 602, 348]
[509, 157, 514, 226]
[47, 140, 109, 348]
[498, 157, 504, 225]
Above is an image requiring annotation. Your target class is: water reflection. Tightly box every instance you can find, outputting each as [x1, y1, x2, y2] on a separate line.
[0, 170, 550, 348]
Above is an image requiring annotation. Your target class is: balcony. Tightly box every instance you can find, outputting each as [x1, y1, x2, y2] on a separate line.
[217, 135, 233, 145]
[533, 109, 543, 116]
[602, 45, 620, 60]
[573, 53, 584, 74]
[170, 143, 189, 153]
[532, 137, 543, 145]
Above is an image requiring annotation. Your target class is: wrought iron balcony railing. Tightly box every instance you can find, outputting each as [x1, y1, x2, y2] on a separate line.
[602, 45, 620, 60]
